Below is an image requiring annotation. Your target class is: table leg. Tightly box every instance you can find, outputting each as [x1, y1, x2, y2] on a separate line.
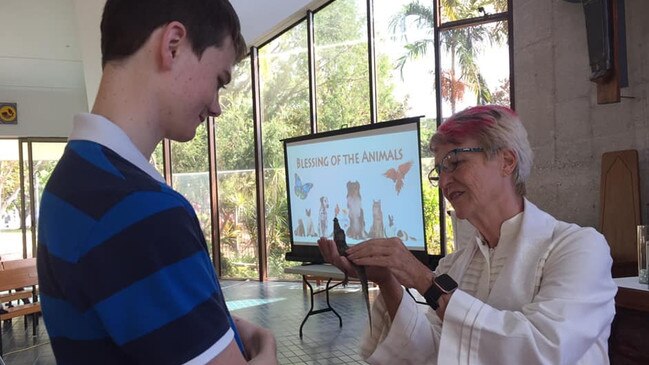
[325, 278, 343, 328]
[298, 274, 346, 338]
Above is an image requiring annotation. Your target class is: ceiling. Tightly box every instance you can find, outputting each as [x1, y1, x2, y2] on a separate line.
[0, 0, 316, 94]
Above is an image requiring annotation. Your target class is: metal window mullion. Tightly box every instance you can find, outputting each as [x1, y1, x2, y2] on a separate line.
[18, 140, 27, 259]
[307, 10, 318, 133]
[508, 0, 515, 109]
[162, 139, 172, 186]
[27, 142, 37, 258]
[433, 0, 447, 257]
[251, 46, 268, 282]
[438, 12, 509, 32]
[367, 0, 378, 124]
[207, 115, 222, 275]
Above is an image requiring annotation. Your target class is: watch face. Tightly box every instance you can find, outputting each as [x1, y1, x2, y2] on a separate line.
[435, 274, 458, 292]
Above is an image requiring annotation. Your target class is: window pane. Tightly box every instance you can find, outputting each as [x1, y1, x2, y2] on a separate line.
[259, 22, 310, 279]
[0, 139, 22, 260]
[29, 141, 66, 258]
[215, 58, 259, 279]
[440, 0, 508, 24]
[150, 142, 164, 177]
[376, 0, 448, 254]
[315, 0, 370, 132]
[375, 0, 436, 122]
[171, 123, 212, 263]
[439, 21, 510, 118]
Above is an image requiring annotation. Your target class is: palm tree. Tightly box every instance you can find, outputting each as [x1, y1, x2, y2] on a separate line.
[389, 0, 508, 113]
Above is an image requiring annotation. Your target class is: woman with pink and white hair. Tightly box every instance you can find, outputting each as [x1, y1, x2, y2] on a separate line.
[319, 105, 616, 364]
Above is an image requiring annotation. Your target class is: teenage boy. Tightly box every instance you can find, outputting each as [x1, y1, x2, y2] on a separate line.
[37, 1, 277, 364]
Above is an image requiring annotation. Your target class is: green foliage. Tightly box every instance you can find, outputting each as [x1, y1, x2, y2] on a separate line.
[0, 160, 21, 219]
[390, 0, 509, 113]
[171, 124, 209, 173]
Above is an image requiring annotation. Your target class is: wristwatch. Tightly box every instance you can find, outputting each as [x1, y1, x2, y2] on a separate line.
[423, 274, 458, 310]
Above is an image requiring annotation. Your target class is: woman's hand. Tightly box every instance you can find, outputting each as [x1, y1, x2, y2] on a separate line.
[317, 237, 393, 286]
[233, 316, 277, 365]
[346, 237, 433, 293]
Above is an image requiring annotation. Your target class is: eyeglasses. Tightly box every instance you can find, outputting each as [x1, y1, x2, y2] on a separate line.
[428, 147, 484, 185]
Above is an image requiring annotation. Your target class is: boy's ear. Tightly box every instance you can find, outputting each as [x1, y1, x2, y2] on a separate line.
[160, 21, 188, 70]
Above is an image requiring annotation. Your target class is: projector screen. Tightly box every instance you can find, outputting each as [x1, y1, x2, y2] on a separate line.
[283, 117, 427, 263]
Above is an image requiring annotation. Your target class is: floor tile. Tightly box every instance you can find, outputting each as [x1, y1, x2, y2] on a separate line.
[1, 280, 375, 364]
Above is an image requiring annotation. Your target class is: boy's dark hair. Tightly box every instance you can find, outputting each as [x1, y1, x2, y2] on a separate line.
[100, 0, 247, 67]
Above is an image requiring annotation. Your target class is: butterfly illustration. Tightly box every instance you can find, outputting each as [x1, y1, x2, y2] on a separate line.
[294, 173, 314, 200]
[383, 161, 413, 195]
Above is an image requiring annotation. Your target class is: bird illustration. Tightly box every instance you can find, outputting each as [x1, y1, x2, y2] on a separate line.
[383, 160, 413, 195]
[294, 173, 313, 200]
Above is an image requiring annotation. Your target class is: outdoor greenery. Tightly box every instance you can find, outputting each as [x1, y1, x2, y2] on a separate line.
[390, 0, 509, 113]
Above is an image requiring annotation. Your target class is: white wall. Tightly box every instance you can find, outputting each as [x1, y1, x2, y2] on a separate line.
[0, 0, 87, 138]
[514, 0, 649, 228]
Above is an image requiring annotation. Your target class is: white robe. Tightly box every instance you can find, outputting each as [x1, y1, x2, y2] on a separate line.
[360, 199, 617, 364]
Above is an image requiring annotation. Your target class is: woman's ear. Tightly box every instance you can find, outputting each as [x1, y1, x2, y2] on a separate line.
[160, 21, 187, 70]
[501, 149, 518, 177]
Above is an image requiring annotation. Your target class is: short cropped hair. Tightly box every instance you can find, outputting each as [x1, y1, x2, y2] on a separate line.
[100, 0, 247, 67]
[429, 105, 533, 196]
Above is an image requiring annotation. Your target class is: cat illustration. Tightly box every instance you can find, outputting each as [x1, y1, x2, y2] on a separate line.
[387, 214, 396, 237]
[294, 218, 305, 237]
[346, 181, 366, 239]
[368, 200, 386, 239]
[318, 196, 329, 237]
[397, 229, 417, 242]
[306, 208, 318, 237]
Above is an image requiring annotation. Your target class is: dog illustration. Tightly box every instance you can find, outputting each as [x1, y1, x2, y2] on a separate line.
[335, 203, 350, 230]
[305, 208, 318, 237]
[294, 219, 305, 237]
[368, 200, 386, 239]
[346, 181, 366, 239]
[318, 196, 329, 237]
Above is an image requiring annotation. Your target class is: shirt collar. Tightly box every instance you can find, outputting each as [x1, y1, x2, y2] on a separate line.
[69, 113, 165, 183]
[474, 209, 524, 254]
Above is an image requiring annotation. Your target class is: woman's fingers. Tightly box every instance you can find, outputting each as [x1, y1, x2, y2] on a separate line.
[317, 238, 357, 277]
[345, 238, 430, 289]
[317, 238, 336, 262]
[347, 239, 409, 264]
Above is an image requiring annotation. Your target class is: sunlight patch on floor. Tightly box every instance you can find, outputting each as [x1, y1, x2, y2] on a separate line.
[226, 297, 286, 311]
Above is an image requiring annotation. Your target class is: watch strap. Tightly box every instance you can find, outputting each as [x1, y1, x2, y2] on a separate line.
[423, 281, 443, 310]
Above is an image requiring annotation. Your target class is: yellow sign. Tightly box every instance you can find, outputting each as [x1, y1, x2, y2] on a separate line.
[0, 103, 18, 124]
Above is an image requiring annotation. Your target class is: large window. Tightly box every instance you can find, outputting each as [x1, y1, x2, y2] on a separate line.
[171, 124, 212, 262]
[380, 0, 511, 254]
[214, 58, 259, 279]
[0, 139, 65, 260]
[258, 22, 311, 279]
[315, 0, 370, 132]
[153, 0, 512, 277]
[0, 139, 22, 261]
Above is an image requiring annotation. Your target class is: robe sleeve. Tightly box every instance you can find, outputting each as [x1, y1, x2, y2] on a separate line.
[360, 287, 442, 364]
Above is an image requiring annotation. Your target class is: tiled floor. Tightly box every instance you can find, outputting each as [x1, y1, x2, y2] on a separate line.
[1, 279, 377, 364]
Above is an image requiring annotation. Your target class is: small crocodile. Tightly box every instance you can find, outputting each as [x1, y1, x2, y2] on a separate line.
[333, 217, 371, 334]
